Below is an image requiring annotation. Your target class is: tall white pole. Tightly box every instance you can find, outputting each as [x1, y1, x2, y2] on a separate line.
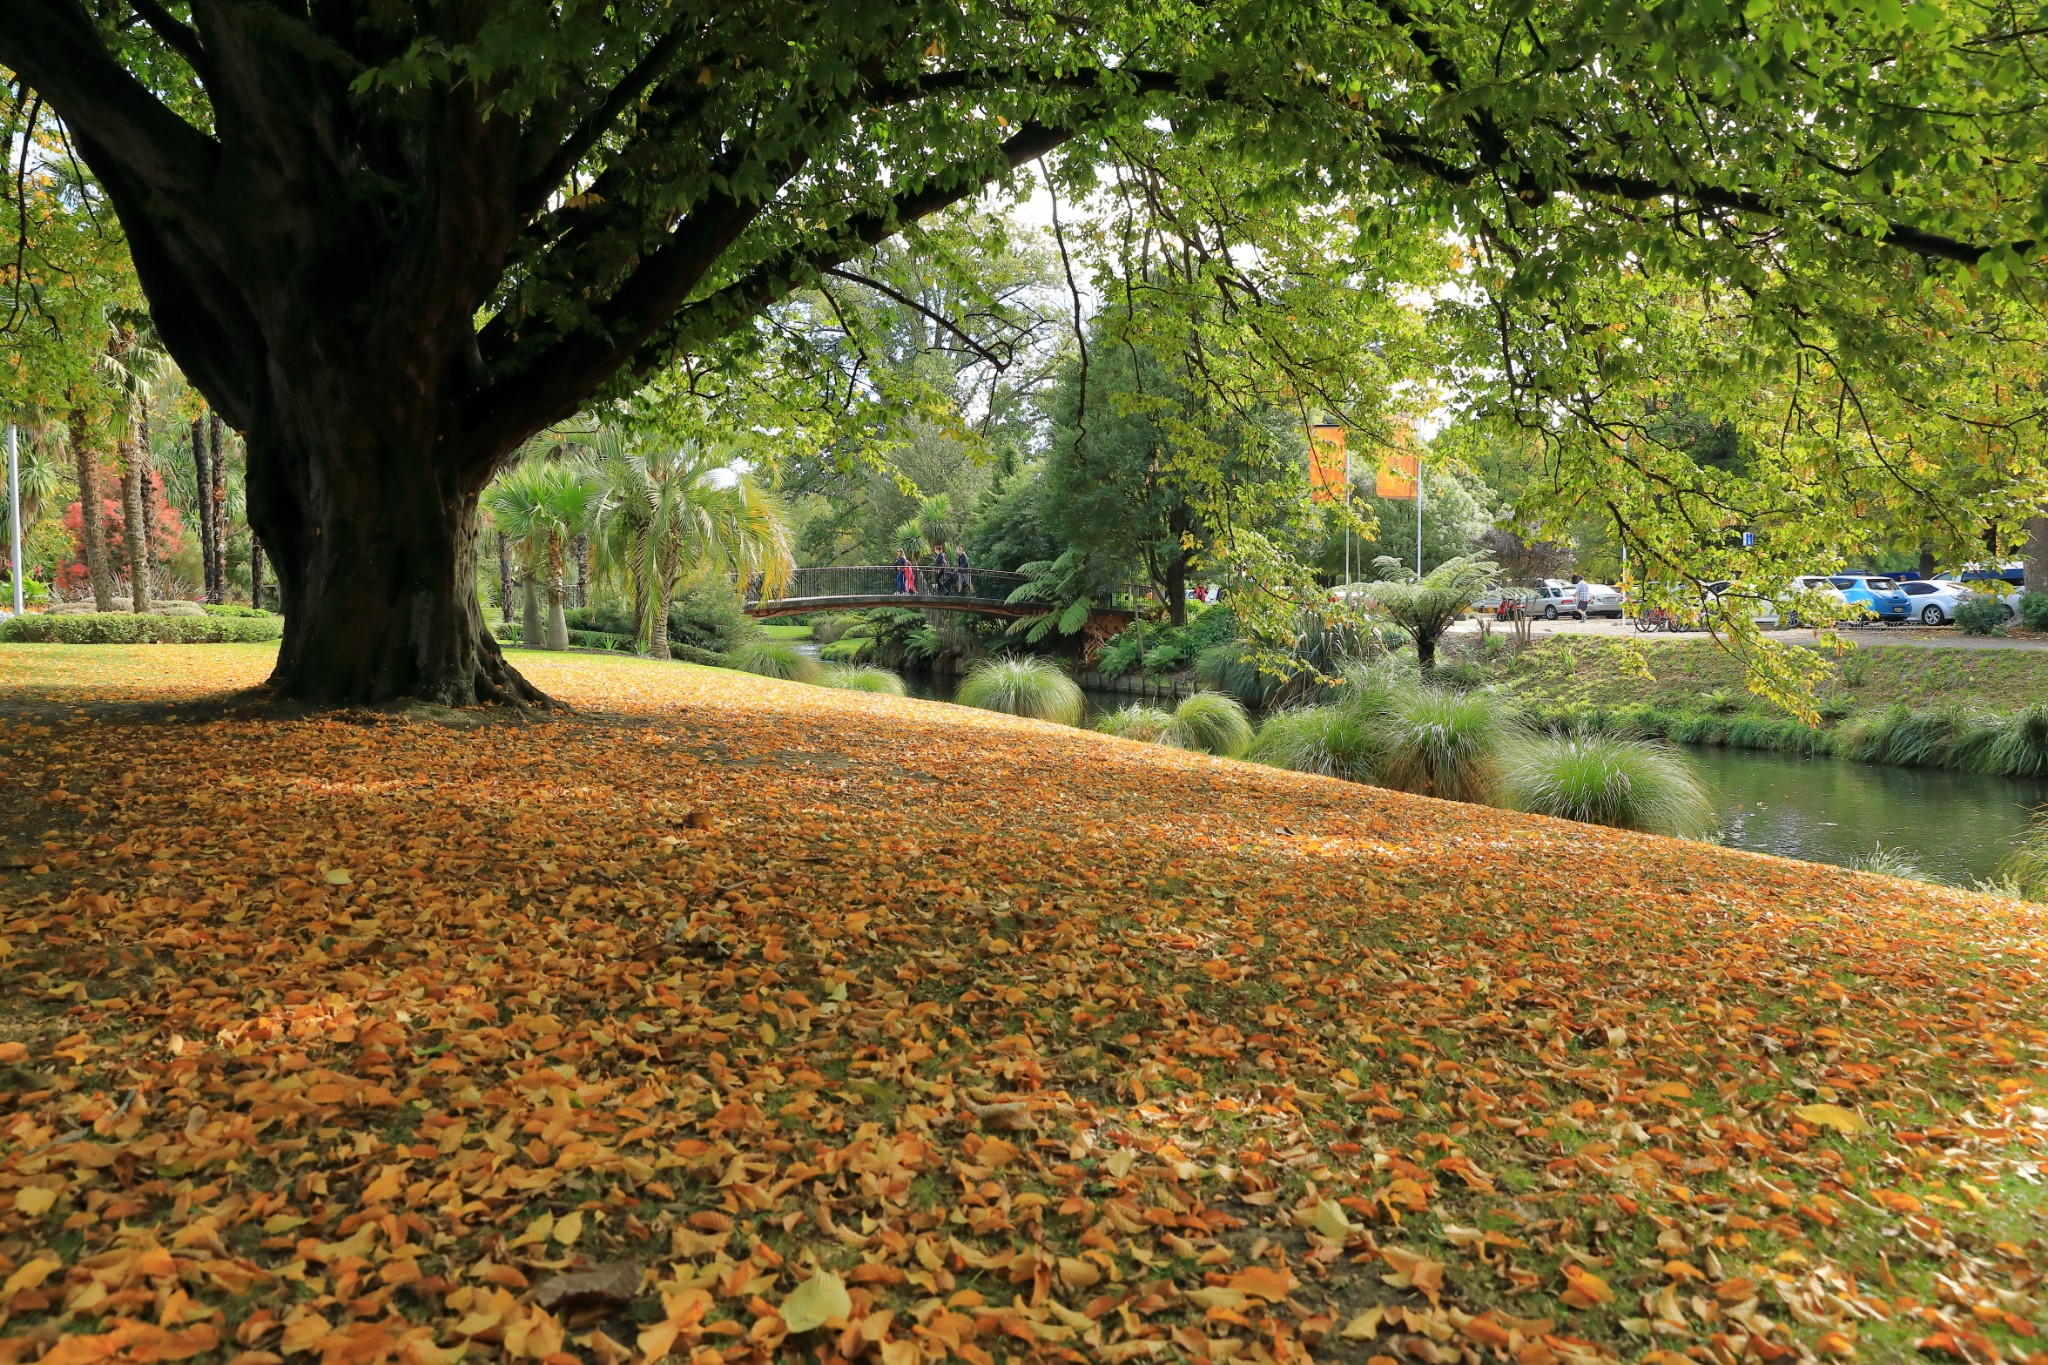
[7, 424, 21, 617]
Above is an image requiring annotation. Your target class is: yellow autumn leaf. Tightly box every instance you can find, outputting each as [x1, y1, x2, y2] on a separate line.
[1310, 1198, 1353, 1240]
[552, 1209, 583, 1245]
[778, 1268, 851, 1334]
[1340, 1306, 1385, 1340]
[1792, 1103, 1866, 1134]
[14, 1186, 57, 1216]
[281, 1312, 334, 1354]
[324, 867, 353, 885]
[3, 1255, 59, 1295]
[1560, 1265, 1615, 1309]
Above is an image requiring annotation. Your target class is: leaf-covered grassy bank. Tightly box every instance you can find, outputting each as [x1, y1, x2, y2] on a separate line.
[1, 645, 2044, 1365]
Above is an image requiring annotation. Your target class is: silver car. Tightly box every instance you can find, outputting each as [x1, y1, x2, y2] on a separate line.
[1531, 580, 1624, 619]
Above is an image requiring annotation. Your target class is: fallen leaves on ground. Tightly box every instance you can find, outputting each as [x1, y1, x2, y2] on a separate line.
[0, 645, 2045, 1365]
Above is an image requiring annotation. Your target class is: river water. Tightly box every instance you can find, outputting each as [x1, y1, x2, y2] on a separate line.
[1692, 747, 2046, 886]
[889, 664, 2044, 886]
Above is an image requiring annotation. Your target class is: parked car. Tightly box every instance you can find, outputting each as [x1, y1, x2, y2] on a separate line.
[1822, 574, 1910, 623]
[1704, 580, 1779, 627]
[1936, 578, 2020, 621]
[1897, 579, 1969, 625]
[1951, 561, 2025, 590]
[1530, 579, 1625, 619]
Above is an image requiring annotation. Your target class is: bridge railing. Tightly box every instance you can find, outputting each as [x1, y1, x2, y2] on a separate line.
[745, 564, 1035, 606]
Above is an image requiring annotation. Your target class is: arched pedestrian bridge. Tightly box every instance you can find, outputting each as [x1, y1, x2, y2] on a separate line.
[743, 565, 1136, 630]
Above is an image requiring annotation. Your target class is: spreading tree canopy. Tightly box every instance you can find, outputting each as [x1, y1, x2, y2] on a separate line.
[3, 0, 2041, 703]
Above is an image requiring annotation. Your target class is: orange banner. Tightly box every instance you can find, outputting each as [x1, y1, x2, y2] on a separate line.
[1309, 425, 1347, 504]
[1375, 452, 1419, 501]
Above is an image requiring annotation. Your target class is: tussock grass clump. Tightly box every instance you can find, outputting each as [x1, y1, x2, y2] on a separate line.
[1096, 705, 1175, 742]
[1953, 703, 2048, 778]
[818, 663, 906, 695]
[1163, 692, 1255, 757]
[957, 657, 1084, 725]
[1376, 687, 1518, 803]
[722, 637, 822, 684]
[1499, 734, 1715, 837]
[1849, 842, 1932, 882]
[1995, 815, 2048, 902]
[1248, 706, 1384, 783]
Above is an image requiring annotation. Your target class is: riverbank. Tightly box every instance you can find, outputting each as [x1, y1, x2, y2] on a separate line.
[2, 644, 2044, 1363]
[1496, 637, 2048, 777]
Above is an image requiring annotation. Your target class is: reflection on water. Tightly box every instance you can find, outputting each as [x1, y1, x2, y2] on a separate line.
[1692, 746, 2047, 885]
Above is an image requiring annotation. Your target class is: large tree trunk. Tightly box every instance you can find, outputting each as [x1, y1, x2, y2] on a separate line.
[545, 536, 570, 650]
[495, 532, 515, 626]
[68, 403, 115, 612]
[1165, 502, 1190, 628]
[248, 412, 546, 707]
[119, 435, 151, 613]
[2025, 515, 2048, 597]
[138, 395, 159, 593]
[572, 532, 591, 608]
[192, 415, 217, 601]
[648, 597, 672, 661]
[521, 580, 543, 649]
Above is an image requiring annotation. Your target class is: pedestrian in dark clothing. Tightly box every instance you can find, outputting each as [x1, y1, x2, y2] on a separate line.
[895, 550, 915, 594]
[954, 545, 973, 596]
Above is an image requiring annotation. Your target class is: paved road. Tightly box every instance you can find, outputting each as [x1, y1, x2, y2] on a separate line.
[1445, 615, 2048, 652]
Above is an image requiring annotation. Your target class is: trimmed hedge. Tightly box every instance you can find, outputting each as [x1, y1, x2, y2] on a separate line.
[202, 603, 278, 619]
[2, 612, 283, 644]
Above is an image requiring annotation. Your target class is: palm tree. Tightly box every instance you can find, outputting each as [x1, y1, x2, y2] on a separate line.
[590, 437, 793, 660]
[65, 394, 116, 611]
[1352, 554, 1500, 673]
[97, 327, 173, 611]
[483, 460, 600, 650]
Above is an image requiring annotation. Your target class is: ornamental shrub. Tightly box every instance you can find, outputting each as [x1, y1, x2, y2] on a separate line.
[818, 663, 906, 695]
[1096, 704, 1174, 741]
[722, 637, 821, 683]
[956, 657, 1084, 725]
[1955, 596, 2009, 636]
[1162, 691, 1255, 757]
[1498, 734, 1715, 837]
[2020, 592, 2048, 632]
[202, 603, 277, 618]
[1, 612, 283, 644]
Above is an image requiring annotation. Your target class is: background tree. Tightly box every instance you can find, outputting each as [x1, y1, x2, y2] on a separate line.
[482, 462, 598, 652]
[7, 0, 2042, 704]
[590, 438, 794, 660]
[1359, 555, 1499, 674]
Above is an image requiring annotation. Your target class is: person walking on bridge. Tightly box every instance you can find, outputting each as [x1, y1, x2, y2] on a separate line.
[895, 549, 915, 594]
[953, 545, 973, 596]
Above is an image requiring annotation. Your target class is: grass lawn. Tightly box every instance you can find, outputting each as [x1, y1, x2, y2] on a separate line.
[758, 622, 816, 641]
[1, 644, 2044, 1363]
[1505, 637, 2048, 715]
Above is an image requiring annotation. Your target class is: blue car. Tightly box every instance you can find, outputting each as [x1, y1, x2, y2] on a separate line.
[1828, 574, 1910, 623]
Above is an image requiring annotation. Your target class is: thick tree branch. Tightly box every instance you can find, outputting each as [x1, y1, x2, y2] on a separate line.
[465, 120, 1071, 462]
[1372, 130, 2024, 265]
[0, 0, 218, 199]
[514, 21, 699, 220]
[822, 266, 1006, 367]
[126, 0, 217, 88]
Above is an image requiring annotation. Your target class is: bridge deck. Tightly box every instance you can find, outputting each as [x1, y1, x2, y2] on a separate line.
[743, 565, 1135, 625]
